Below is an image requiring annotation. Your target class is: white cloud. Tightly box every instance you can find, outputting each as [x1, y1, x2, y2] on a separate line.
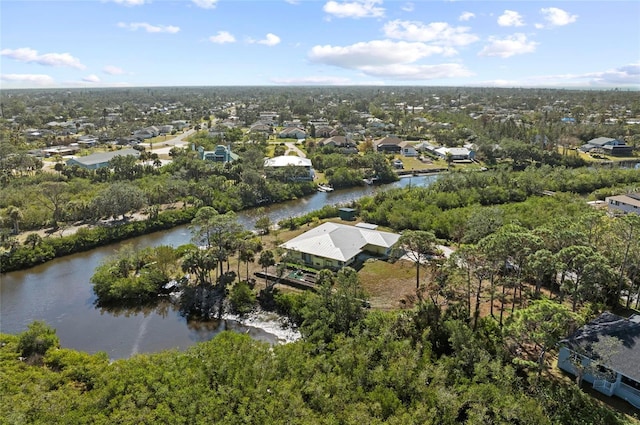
[459, 12, 475, 22]
[107, 0, 147, 6]
[192, 0, 218, 9]
[498, 10, 525, 27]
[478, 33, 538, 58]
[0, 73, 55, 86]
[82, 74, 101, 83]
[537, 7, 578, 28]
[307, 39, 473, 81]
[284, 0, 300, 4]
[480, 64, 640, 88]
[323, 0, 384, 19]
[582, 63, 640, 86]
[357, 63, 474, 80]
[383, 20, 479, 47]
[117, 22, 180, 34]
[209, 31, 236, 44]
[309, 40, 447, 68]
[401, 2, 414, 12]
[103, 65, 125, 75]
[1, 47, 86, 69]
[271, 76, 355, 85]
[257, 33, 281, 46]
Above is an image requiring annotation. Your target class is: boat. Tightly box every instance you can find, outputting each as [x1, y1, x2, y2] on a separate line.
[317, 184, 334, 192]
[363, 177, 378, 185]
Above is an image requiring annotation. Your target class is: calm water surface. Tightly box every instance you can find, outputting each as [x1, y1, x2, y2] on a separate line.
[1, 175, 437, 359]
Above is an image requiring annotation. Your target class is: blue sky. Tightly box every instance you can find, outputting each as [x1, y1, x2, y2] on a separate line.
[1, 0, 639, 89]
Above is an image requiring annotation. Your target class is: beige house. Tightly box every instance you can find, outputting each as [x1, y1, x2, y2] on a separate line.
[280, 222, 400, 270]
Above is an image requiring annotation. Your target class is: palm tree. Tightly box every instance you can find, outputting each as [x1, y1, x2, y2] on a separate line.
[24, 233, 42, 249]
[6, 206, 23, 234]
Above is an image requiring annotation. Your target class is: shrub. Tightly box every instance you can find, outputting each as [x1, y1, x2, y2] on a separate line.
[17, 321, 59, 358]
[229, 281, 256, 315]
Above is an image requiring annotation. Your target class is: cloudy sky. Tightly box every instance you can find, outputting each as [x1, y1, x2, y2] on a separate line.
[1, 0, 638, 89]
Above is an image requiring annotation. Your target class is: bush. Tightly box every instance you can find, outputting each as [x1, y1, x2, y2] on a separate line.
[229, 281, 256, 315]
[18, 321, 59, 358]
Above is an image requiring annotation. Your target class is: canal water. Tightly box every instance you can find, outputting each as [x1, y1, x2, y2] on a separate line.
[0, 175, 437, 359]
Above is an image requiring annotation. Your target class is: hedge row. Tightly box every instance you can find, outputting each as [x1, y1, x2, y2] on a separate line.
[1, 208, 197, 273]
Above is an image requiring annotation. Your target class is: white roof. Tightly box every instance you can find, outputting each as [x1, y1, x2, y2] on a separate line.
[280, 222, 400, 262]
[435, 147, 470, 156]
[264, 155, 312, 168]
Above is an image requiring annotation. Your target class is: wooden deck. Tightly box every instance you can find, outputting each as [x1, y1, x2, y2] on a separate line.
[254, 271, 317, 291]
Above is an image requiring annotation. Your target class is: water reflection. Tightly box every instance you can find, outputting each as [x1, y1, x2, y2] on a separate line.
[1, 175, 438, 358]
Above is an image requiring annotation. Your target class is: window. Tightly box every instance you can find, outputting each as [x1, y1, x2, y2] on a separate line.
[621, 375, 640, 391]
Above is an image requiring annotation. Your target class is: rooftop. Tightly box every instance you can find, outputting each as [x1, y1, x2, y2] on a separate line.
[68, 149, 140, 166]
[264, 155, 312, 168]
[560, 312, 640, 382]
[280, 222, 400, 262]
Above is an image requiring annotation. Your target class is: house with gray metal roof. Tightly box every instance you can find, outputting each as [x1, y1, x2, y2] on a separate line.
[578, 137, 633, 156]
[66, 149, 140, 170]
[280, 222, 400, 270]
[558, 312, 640, 409]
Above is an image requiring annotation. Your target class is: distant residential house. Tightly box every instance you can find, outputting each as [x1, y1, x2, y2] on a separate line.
[42, 145, 80, 157]
[579, 137, 633, 156]
[605, 193, 640, 215]
[171, 120, 189, 130]
[557, 312, 640, 409]
[76, 137, 98, 148]
[399, 141, 418, 157]
[308, 119, 330, 128]
[374, 136, 403, 153]
[259, 111, 279, 122]
[434, 146, 475, 161]
[278, 127, 307, 139]
[133, 126, 160, 140]
[76, 138, 98, 148]
[146, 126, 160, 136]
[198, 145, 239, 163]
[366, 118, 385, 129]
[282, 120, 303, 128]
[249, 123, 273, 136]
[159, 125, 174, 134]
[115, 137, 139, 146]
[264, 155, 314, 181]
[25, 129, 54, 140]
[66, 149, 140, 170]
[279, 222, 400, 270]
[315, 125, 338, 138]
[415, 141, 437, 152]
[318, 136, 353, 148]
[208, 127, 226, 138]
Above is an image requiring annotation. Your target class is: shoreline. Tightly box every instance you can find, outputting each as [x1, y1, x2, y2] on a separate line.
[223, 308, 302, 344]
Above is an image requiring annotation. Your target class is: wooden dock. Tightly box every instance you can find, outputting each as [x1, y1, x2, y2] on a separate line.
[254, 271, 317, 291]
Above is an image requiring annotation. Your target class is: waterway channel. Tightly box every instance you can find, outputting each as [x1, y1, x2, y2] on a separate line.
[0, 175, 438, 359]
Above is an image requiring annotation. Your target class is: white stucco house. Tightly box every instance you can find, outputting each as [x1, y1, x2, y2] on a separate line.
[279, 222, 400, 270]
[263, 155, 315, 181]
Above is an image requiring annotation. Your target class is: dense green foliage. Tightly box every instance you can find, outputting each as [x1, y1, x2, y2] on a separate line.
[358, 166, 640, 239]
[0, 207, 197, 273]
[2, 306, 634, 424]
[91, 245, 181, 303]
[3, 86, 640, 423]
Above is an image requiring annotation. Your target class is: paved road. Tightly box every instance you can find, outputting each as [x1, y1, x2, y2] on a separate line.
[143, 128, 197, 151]
[284, 142, 306, 158]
